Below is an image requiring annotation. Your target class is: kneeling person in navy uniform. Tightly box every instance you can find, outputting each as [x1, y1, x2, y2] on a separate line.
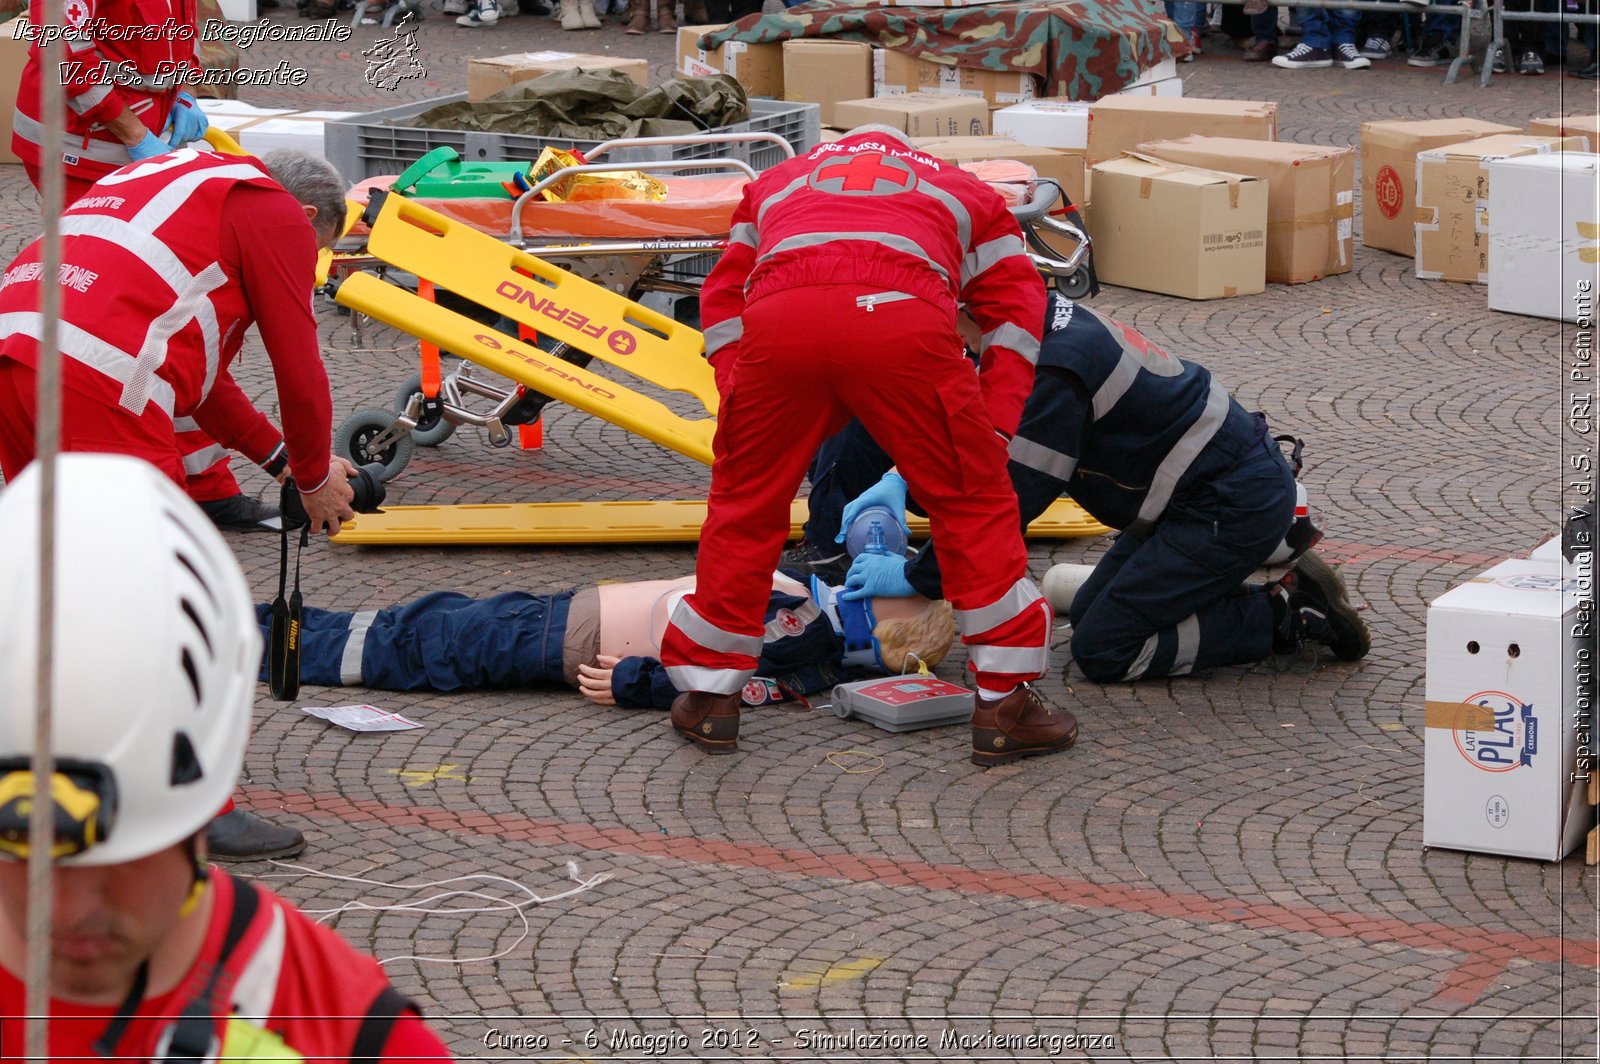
[822, 293, 1370, 684]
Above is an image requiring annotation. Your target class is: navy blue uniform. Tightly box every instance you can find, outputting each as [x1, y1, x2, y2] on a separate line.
[805, 295, 1297, 682]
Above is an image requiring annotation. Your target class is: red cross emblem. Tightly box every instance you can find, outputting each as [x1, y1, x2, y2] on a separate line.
[812, 152, 914, 194]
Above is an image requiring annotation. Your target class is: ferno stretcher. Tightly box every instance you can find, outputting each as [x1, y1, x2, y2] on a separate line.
[323, 134, 1107, 546]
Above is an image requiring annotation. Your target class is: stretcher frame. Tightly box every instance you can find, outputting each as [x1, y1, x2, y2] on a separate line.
[330, 145, 1108, 546]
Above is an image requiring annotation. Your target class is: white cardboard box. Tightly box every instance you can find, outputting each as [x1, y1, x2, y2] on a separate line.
[1423, 558, 1593, 861]
[1487, 153, 1600, 323]
[1530, 535, 1564, 561]
[992, 100, 1091, 150]
[216, 0, 256, 19]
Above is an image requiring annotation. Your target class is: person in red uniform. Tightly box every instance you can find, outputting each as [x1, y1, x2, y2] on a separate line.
[660, 124, 1078, 767]
[0, 146, 356, 860]
[0, 454, 452, 1061]
[12, 0, 278, 532]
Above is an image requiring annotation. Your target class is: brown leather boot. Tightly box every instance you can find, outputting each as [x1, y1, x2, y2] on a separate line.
[671, 690, 740, 753]
[656, 0, 676, 32]
[970, 684, 1078, 766]
[625, 0, 646, 32]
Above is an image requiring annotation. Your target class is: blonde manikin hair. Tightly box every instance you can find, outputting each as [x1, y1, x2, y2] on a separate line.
[872, 599, 956, 674]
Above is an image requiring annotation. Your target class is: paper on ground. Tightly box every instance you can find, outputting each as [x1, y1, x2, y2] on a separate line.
[303, 704, 423, 731]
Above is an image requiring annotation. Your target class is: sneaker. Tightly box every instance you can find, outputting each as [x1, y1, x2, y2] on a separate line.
[1518, 49, 1545, 74]
[1491, 45, 1510, 73]
[1572, 60, 1600, 79]
[1335, 42, 1371, 68]
[1271, 43, 1333, 68]
[500, 0, 519, 13]
[779, 539, 851, 584]
[198, 493, 282, 533]
[1359, 35, 1392, 59]
[1408, 36, 1451, 66]
[442, 0, 466, 12]
[1243, 38, 1279, 62]
[1271, 550, 1371, 661]
[455, 0, 497, 25]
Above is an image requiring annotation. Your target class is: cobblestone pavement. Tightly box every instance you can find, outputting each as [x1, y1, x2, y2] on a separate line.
[3, 8, 1599, 1059]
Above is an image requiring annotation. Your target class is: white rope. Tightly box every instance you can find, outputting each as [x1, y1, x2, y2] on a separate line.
[24, 0, 69, 1051]
[257, 859, 613, 967]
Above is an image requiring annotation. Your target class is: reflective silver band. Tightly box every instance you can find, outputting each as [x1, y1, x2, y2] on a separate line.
[1133, 378, 1230, 530]
[664, 664, 752, 696]
[180, 442, 227, 474]
[728, 221, 758, 249]
[1091, 349, 1142, 421]
[1121, 633, 1159, 681]
[982, 321, 1039, 366]
[962, 234, 1024, 288]
[341, 610, 378, 685]
[1171, 615, 1200, 677]
[756, 230, 949, 286]
[703, 317, 743, 358]
[1008, 434, 1077, 483]
[954, 577, 1042, 636]
[667, 598, 765, 658]
[0, 311, 176, 417]
[12, 111, 133, 165]
[967, 642, 1048, 676]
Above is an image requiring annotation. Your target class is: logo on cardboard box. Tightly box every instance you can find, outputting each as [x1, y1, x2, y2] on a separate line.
[1448, 690, 1537, 772]
[1374, 164, 1403, 220]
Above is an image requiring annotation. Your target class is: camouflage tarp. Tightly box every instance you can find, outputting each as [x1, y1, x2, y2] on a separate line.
[700, 0, 1184, 102]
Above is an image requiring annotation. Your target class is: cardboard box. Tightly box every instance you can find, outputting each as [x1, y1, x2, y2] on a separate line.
[1423, 559, 1593, 861]
[832, 93, 988, 138]
[1530, 535, 1564, 561]
[1136, 136, 1354, 284]
[1113, 76, 1183, 99]
[467, 51, 650, 102]
[1415, 133, 1582, 284]
[1359, 118, 1521, 255]
[1487, 153, 1600, 321]
[993, 99, 1091, 151]
[1086, 96, 1277, 167]
[677, 24, 783, 98]
[203, 105, 358, 158]
[911, 134, 1086, 211]
[783, 40, 873, 128]
[0, 17, 28, 165]
[873, 49, 1036, 107]
[1528, 114, 1600, 152]
[1087, 156, 1267, 299]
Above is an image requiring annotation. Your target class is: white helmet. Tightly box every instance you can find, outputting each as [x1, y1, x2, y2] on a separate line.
[0, 455, 257, 865]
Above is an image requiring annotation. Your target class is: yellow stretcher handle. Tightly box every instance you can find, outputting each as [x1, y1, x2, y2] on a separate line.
[203, 126, 247, 156]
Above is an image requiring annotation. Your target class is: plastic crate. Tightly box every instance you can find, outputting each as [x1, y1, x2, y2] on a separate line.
[325, 95, 820, 183]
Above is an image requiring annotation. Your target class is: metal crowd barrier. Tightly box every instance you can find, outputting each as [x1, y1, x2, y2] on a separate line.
[1487, 4, 1599, 84]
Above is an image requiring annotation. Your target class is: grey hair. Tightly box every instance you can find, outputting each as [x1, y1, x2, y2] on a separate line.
[843, 124, 913, 148]
[261, 149, 346, 239]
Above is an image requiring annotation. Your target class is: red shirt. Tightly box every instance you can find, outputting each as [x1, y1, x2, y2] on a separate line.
[0, 871, 452, 1062]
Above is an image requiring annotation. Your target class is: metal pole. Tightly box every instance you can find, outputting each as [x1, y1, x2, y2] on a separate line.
[24, 0, 67, 1053]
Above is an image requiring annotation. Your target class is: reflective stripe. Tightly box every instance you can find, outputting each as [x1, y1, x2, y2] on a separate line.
[667, 598, 765, 658]
[954, 578, 1042, 636]
[180, 442, 227, 475]
[173, 416, 200, 431]
[59, 215, 224, 398]
[728, 222, 758, 249]
[1090, 349, 1142, 421]
[961, 234, 1024, 288]
[0, 311, 176, 416]
[967, 642, 1048, 676]
[1132, 378, 1230, 530]
[664, 663, 752, 696]
[123, 261, 228, 414]
[1008, 434, 1077, 483]
[1171, 615, 1200, 677]
[1121, 633, 1160, 681]
[757, 231, 949, 285]
[754, 173, 812, 225]
[129, 161, 270, 232]
[703, 317, 743, 358]
[66, 81, 114, 116]
[982, 321, 1039, 366]
[340, 610, 378, 685]
[12, 111, 133, 166]
[916, 179, 971, 252]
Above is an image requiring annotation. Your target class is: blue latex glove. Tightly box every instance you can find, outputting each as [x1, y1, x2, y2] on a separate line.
[841, 550, 916, 602]
[163, 91, 208, 148]
[836, 471, 909, 545]
[128, 130, 170, 161]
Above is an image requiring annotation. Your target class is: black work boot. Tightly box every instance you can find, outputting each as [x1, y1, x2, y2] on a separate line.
[206, 809, 307, 862]
[198, 493, 282, 533]
[970, 684, 1078, 766]
[670, 690, 741, 754]
[1270, 550, 1370, 661]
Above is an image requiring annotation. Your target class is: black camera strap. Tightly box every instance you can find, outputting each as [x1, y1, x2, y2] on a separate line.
[267, 482, 308, 702]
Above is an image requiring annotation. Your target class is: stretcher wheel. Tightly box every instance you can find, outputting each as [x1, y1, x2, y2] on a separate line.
[1058, 264, 1096, 302]
[393, 374, 456, 447]
[335, 409, 414, 483]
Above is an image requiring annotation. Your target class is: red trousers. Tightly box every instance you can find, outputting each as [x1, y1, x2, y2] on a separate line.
[661, 284, 1051, 694]
[21, 163, 238, 503]
[0, 359, 187, 485]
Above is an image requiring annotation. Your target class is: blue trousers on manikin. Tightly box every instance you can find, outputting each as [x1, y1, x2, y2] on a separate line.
[254, 591, 573, 692]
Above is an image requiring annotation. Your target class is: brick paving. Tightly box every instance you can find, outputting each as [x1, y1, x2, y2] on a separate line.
[2, 7, 1599, 1059]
